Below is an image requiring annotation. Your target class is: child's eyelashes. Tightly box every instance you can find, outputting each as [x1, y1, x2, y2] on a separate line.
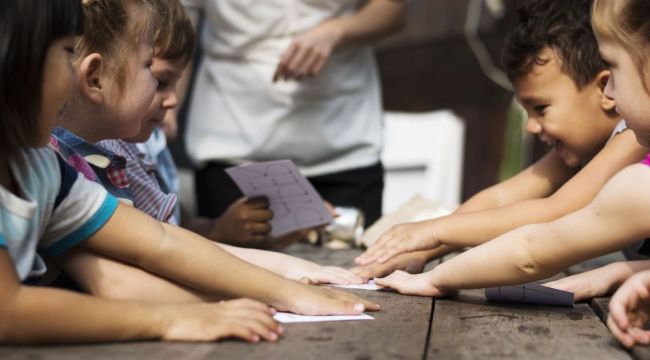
[533, 105, 548, 116]
[156, 79, 169, 90]
[64, 46, 76, 56]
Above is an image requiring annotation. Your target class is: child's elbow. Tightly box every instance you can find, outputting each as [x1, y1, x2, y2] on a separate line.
[509, 234, 552, 280]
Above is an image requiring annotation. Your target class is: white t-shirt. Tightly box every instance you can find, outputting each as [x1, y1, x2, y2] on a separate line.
[0, 148, 118, 281]
[182, 0, 383, 176]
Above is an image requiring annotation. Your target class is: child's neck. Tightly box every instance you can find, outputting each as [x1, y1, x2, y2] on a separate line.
[60, 99, 110, 143]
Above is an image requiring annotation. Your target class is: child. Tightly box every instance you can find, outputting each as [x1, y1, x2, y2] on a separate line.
[353, 0, 648, 276]
[98, 0, 304, 250]
[367, 0, 650, 308]
[51, 0, 365, 301]
[585, 0, 650, 347]
[0, 0, 279, 344]
[56, 0, 377, 311]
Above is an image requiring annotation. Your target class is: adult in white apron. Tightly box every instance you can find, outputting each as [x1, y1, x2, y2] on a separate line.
[181, 0, 408, 227]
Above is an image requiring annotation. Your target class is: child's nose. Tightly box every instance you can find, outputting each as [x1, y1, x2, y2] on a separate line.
[164, 93, 178, 109]
[526, 117, 542, 134]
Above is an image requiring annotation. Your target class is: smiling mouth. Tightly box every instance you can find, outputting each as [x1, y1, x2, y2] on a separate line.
[540, 137, 564, 153]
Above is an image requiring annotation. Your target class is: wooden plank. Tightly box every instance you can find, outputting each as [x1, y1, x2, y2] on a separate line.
[425, 252, 631, 359]
[427, 289, 630, 359]
[0, 245, 434, 360]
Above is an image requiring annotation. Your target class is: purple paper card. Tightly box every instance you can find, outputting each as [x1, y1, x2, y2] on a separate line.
[225, 160, 334, 237]
[485, 283, 574, 306]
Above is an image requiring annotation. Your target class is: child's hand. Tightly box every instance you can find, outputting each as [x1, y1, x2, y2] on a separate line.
[350, 252, 428, 279]
[374, 270, 453, 297]
[211, 197, 273, 247]
[160, 299, 282, 343]
[355, 221, 439, 266]
[289, 264, 365, 285]
[278, 283, 381, 316]
[608, 271, 650, 348]
[273, 21, 343, 82]
[544, 268, 614, 302]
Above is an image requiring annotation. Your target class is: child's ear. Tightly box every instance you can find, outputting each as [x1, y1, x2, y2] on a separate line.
[596, 70, 616, 111]
[77, 53, 104, 104]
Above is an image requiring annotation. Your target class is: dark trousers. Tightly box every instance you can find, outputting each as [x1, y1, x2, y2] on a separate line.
[195, 161, 384, 228]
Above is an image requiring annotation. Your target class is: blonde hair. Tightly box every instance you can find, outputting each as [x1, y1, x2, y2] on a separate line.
[151, 0, 196, 65]
[592, 0, 650, 89]
[75, 0, 156, 93]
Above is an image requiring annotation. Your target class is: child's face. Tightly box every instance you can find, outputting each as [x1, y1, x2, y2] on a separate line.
[40, 36, 77, 146]
[514, 47, 618, 167]
[599, 39, 650, 147]
[127, 58, 184, 143]
[105, 38, 157, 140]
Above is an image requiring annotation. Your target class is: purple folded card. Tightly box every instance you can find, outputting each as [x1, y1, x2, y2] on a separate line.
[485, 283, 574, 306]
[226, 160, 334, 238]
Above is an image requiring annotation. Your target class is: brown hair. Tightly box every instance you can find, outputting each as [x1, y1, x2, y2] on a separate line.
[75, 0, 156, 93]
[592, 0, 650, 89]
[151, 0, 196, 64]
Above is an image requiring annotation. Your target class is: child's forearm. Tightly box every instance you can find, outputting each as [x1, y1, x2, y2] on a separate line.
[605, 260, 650, 292]
[144, 224, 296, 305]
[84, 206, 299, 306]
[431, 199, 563, 248]
[0, 286, 164, 344]
[217, 243, 309, 276]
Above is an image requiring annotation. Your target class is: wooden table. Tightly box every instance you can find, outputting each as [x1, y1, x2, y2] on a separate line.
[0, 245, 647, 359]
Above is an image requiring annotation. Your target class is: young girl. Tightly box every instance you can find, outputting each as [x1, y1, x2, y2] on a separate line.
[588, 0, 650, 347]
[51, 0, 366, 302]
[0, 0, 280, 344]
[353, 0, 648, 276]
[8, 0, 379, 341]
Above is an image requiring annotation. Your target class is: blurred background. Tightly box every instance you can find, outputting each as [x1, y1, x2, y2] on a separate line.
[172, 0, 540, 216]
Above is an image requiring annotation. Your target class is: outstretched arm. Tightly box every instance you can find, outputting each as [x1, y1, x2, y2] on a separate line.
[376, 164, 650, 296]
[0, 251, 279, 344]
[78, 204, 380, 315]
[358, 132, 646, 265]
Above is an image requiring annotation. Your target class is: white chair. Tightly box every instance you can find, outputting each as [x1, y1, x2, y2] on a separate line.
[381, 110, 465, 213]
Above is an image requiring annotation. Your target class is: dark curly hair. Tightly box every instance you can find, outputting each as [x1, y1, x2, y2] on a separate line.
[503, 0, 607, 89]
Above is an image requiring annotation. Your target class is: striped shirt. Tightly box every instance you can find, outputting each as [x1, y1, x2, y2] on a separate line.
[0, 147, 118, 281]
[98, 137, 179, 224]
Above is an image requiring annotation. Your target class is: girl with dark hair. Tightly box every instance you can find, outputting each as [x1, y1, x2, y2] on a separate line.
[0, 0, 282, 344]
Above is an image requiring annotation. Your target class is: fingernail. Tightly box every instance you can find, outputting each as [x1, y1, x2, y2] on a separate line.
[252, 335, 260, 343]
[277, 326, 285, 334]
[269, 332, 278, 341]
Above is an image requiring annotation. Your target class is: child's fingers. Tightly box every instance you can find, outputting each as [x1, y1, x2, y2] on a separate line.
[609, 298, 631, 331]
[230, 316, 281, 342]
[330, 267, 365, 284]
[607, 315, 635, 348]
[337, 291, 381, 312]
[355, 244, 388, 265]
[628, 327, 650, 345]
[315, 267, 363, 285]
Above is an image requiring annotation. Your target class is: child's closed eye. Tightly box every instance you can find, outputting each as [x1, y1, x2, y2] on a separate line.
[533, 105, 548, 116]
